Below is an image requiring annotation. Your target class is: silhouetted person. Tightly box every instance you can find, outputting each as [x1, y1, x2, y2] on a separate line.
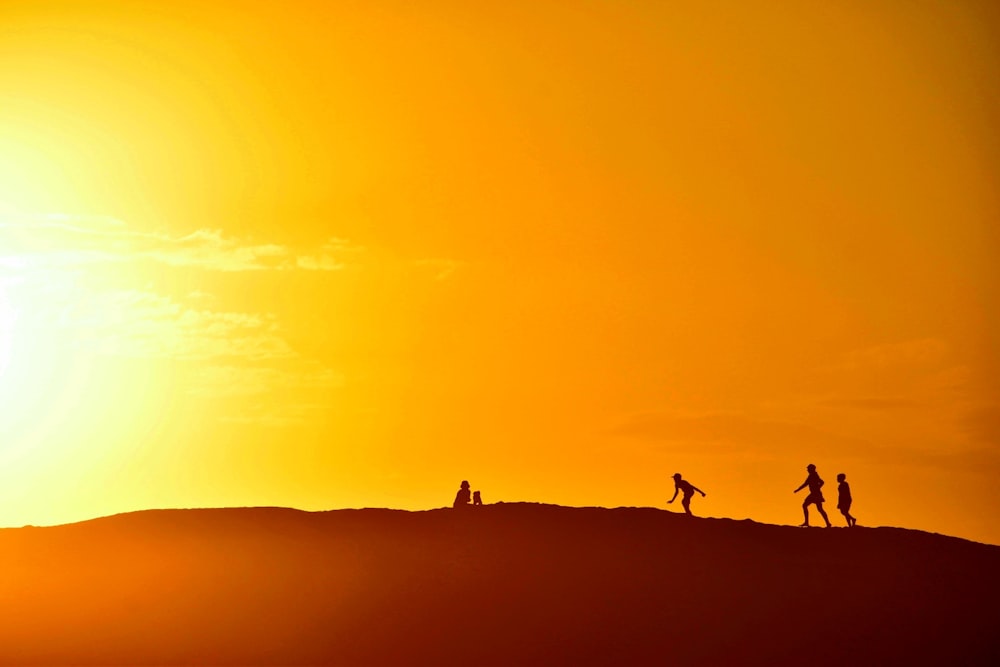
[837, 473, 856, 527]
[794, 463, 832, 527]
[473, 490, 483, 506]
[668, 473, 706, 516]
[453, 480, 471, 508]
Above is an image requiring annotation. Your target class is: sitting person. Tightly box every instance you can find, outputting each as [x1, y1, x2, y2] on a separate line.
[453, 480, 471, 508]
[473, 490, 483, 506]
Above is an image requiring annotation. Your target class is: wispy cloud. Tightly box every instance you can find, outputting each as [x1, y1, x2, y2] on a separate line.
[611, 410, 869, 456]
[961, 402, 1000, 445]
[218, 402, 330, 428]
[608, 408, 996, 473]
[296, 237, 363, 271]
[189, 365, 344, 426]
[413, 258, 464, 281]
[810, 337, 969, 406]
[817, 396, 921, 411]
[51, 288, 296, 361]
[838, 338, 949, 372]
[141, 228, 289, 272]
[3, 267, 343, 427]
[0, 216, 357, 272]
[0, 214, 454, 428]
[188, 364, 344, 398]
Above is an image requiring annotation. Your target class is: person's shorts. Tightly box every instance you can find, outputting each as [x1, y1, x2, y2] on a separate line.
[804, 492, 825, 505]
[838, 501, 852, 512]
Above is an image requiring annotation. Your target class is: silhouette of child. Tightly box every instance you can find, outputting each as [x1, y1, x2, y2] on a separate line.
[668, 473, 706, 516]
[837, 473, 856, 527]
[794, 464, 832, 527]
[473, 490, 483, 506]
[453, 480, 471, 508]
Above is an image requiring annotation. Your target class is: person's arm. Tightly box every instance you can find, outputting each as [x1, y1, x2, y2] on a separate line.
[692, 485, 706, 497]
[668, 486, 679, 503]
[794, 478, 808, 493]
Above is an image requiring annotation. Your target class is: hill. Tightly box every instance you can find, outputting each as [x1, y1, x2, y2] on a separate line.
[0, 503, 997, 665]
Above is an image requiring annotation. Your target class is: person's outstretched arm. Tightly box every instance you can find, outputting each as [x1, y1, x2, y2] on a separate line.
[668, 486, 679, 503]
[692, 485, 706, 497]
[794, 478, 808, 493]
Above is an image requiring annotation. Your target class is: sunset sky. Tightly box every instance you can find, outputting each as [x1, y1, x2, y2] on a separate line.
[1, 1, 997, 544]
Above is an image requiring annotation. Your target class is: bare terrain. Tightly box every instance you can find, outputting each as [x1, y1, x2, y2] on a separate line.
[1, 503, 997, 665]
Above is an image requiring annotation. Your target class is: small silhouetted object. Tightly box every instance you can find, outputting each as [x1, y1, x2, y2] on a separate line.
[794, 463, 832, 527]
[473, 490, 483, 506]
[453, 480, 471, 508]
[668, 473, 706, 516]
[837, 473, 857, 527]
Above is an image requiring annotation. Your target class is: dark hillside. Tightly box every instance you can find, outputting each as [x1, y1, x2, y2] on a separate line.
[0, 503, 997, 665]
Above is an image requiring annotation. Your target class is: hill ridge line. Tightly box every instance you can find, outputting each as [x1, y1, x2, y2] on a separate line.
[5, 502, 997, 548]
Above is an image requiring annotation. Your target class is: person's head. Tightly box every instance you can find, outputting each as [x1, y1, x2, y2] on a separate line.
[461, 480, 470, 489]
[837, 473, 846, 482]
[672, 473, 682, 481]
[806, 464, 816, 472]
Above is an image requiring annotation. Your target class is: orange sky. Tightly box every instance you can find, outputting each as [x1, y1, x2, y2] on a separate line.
[0, 1, 998, 544]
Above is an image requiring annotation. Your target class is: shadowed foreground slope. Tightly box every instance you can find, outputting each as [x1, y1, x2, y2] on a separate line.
[1, 503, 997, 665]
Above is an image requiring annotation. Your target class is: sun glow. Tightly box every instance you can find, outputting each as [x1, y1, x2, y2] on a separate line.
[0, 224, 166, 516]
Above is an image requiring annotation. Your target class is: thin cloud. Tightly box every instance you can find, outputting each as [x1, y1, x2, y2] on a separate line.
[962, 403, 1000, 445]
[296, 237, 364, 271]
[0, 216, 358, 272]
[818, 396, 922, 411]
[57, 288, 296, 361]
[810, 337, 967, 402]
[413, 258, 464, 281]
[143, 228, 289, 272]
[5, 272, 295, 363]
[611, 411, 868, 455]
[1, 215, 356, 433]
[608, 408, 1000, 475]
[218, 402, 329, 428]
[189, 364, 344, 398]
[839, 338, 950, 372]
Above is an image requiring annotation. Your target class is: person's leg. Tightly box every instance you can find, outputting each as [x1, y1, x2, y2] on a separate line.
[800, 501, 810, 526]
[840, 508, 850, 527]
[682, 496, 692, 516]
[817, 503, 831, 527]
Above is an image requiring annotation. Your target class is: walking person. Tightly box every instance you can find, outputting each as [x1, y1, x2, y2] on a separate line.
[837, 473, 857, 527]
[794, 463, 832, 527]
[668, 473, 706, 516]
